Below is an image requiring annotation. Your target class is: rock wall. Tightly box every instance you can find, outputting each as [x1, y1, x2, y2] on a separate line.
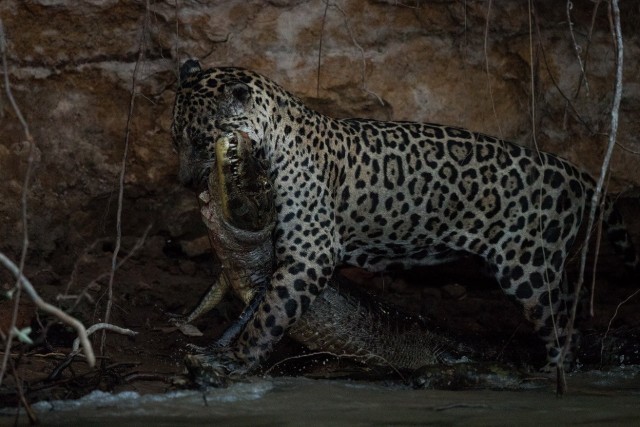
[1, 0, 639, 282]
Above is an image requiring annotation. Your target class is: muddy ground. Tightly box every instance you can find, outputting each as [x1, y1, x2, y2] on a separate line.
[1, 200, 639, 411]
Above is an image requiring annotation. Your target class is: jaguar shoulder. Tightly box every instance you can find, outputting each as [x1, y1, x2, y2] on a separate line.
[171, 59, 639, 372]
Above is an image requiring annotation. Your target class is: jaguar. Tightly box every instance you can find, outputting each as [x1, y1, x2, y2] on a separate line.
[171, 59, 638, 372]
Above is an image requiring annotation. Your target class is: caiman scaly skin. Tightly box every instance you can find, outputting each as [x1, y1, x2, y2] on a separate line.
[184, 131, 465, 371]
[194, 130, 274, 346]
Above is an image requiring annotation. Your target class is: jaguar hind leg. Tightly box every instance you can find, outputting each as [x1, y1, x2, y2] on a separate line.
[495, 258, 578, 371]
[530, 287, 574, 371]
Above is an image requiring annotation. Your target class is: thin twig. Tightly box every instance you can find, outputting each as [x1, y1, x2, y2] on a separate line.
[566, 0, 590, 96]
[101, 0, 150, 357]
[0, 18, 38, 387]
[64, 224, 152, 313]
[573, 0, 601, 100]
[615, 141, 640, 156]
[74, 322, 137, 352]
[532, 6, 594, 134]
[10, 359, 37, 424]
[571, 0, 624, 370]
[0, 253, 96, 371]
[62, 238, 105, 296]
[600, 289, 640, 366]
[0, 21, 29, 133]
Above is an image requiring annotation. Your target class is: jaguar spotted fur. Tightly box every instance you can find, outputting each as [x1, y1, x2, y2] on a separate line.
[171, 59, 638, 373]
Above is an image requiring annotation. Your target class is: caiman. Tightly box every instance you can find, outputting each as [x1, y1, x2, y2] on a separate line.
[182, 131, 542, 389]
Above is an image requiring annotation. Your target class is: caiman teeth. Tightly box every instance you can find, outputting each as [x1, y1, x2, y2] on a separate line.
[199, 190, 211, 204]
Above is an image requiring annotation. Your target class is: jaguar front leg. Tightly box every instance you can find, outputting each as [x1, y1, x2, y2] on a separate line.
[189, 174, 338, 378]
[185, 251, 335, 381]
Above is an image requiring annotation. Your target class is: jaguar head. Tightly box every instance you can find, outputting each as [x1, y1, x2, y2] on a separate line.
[171, 60, 276, 190]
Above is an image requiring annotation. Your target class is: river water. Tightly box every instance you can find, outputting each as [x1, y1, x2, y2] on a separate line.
[3, 367, 639, 426]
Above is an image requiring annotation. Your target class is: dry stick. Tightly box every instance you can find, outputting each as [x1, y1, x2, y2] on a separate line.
[569, 0, 624, 372]
[615, 142, 640, 156]
[101, 2, 150, 358]
[64, 224, 152, 313]
[532, 7, 594, 134]
[573, 0, 601, 101]
[10, 359, 37, 424]
[62, 237, 108, 297]
[0, 21, 96, 389]
[0, 18, 37, 387]
[566, 0, 590, 96]
[74, 323, 138, 351]
[0, 253, 96, 369]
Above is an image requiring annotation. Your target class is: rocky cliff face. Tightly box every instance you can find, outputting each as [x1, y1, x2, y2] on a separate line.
[1, 0, 638, 286]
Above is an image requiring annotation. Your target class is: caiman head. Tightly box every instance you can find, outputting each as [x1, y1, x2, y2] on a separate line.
[200, 130, 275, 242]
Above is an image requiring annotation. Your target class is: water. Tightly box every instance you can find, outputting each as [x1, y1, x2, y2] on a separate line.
[3, 367, 640, 426]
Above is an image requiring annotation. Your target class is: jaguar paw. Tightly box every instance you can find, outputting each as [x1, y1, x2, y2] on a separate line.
[184, 350, 249, 387]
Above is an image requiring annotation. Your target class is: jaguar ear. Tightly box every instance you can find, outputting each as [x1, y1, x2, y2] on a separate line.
[179, 59, 202, 85]
[224, 82, 252, 106]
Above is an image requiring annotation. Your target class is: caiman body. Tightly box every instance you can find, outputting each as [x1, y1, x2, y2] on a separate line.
[182, 131, 462, 370]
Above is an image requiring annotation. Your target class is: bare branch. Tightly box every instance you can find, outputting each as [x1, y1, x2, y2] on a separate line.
[573, 0, 601, 100]
[569, 0, 624, 370]
[74, 322, 137, 352]
[63, 223, 152, 313]
[566, 0, 590, 96]
[0, 17, 39, 386]
[0, 20, 30, 135]
[0, 252, 96, 374]
[101, 0, 151, 357]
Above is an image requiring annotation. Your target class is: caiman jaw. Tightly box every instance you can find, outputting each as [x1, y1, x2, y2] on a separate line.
[214, 132, 239, 222]
[204, 131, 274, 232]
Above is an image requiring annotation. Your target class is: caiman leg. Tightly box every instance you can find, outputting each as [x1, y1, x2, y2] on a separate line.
[171, 273, 230, 327]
